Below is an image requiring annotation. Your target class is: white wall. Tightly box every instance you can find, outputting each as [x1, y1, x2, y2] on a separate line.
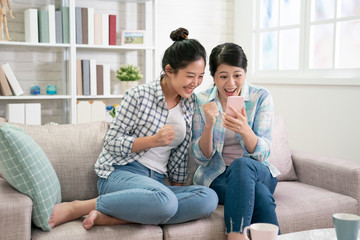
[262, 84, 360, 162]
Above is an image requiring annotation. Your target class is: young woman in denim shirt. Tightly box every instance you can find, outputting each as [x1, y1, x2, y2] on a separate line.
[49, 28, 218, 229]
[191, 43, 280, 240]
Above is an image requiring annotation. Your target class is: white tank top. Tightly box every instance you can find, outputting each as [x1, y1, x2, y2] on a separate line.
[137, 103, 186, 175]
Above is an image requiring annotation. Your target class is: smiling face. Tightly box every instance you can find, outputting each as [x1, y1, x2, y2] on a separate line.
[214, 63, 246, 105]
[167, 58, 205, 98]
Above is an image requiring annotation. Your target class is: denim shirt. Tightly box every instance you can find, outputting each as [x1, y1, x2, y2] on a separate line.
[191, 82, 280, 187]
[95, 79, 195, 183]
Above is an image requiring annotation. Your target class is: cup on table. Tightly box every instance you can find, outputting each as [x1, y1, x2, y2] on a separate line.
[244, 223, 279, 240]
[333, 213, 360, 240]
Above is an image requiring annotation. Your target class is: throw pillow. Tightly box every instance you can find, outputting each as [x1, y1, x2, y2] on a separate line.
[0, 123, 61, 231]
[268, 115, 297, 181]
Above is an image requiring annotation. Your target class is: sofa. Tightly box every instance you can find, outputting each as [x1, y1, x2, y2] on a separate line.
[0, 116, 360, 240]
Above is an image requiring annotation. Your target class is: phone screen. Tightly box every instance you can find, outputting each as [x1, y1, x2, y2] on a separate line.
[225, 96, 244, 118]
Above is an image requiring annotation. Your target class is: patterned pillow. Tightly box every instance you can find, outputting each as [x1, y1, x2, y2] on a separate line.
[0, 123, 61, 231]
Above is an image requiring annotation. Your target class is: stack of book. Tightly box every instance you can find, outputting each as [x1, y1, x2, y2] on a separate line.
[77, 59, 110, 96]
[24, 5, 117, 45]
[77, 100, 106, 123]
[75, 7, 116, 45]
[6, 103, 41, 125]
[24, 5, 69, 44]
[0, 63, 24, 96]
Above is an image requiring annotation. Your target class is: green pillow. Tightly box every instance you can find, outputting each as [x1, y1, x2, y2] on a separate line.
[0, 123, 61, 231]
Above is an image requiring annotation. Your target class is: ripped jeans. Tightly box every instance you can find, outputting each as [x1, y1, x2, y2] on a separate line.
[210, 157, 279, 234]
[96, 161, 218, 225]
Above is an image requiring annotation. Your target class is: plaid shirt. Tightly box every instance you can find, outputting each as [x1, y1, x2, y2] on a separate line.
[191, 82, 280, 187]
[95, 79, 195, 183]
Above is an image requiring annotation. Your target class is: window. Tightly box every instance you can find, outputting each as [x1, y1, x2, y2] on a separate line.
[254, 0, 360, 78]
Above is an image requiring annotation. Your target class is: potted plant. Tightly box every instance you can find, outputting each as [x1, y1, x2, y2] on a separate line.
[115, 64, 143, 95]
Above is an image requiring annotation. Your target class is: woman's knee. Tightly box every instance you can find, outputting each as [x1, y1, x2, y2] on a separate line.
[192, 186, 219, 217]
[228, 157, 253, 171]
[203, 187, 219, 213]
[155, 191, 178, 222]
[227, 157, 256, 179]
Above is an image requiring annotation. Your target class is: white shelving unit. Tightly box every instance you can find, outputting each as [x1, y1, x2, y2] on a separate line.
[0, 0, 156, 124]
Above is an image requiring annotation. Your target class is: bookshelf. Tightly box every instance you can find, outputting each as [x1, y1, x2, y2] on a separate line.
[0, 0, 156, 124]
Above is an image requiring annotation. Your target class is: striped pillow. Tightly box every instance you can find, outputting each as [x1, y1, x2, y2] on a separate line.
[0, 123, 61, 231]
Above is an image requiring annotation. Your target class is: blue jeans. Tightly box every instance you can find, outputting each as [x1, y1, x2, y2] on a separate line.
[210, 157, 279, 234]
[96, 161, 218, 225]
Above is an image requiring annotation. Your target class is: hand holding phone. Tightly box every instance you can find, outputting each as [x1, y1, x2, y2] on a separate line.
[225, 96, 244, 118]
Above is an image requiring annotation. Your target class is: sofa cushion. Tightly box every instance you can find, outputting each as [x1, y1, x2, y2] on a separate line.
[0, 123, 61, 231]
[162, 206, 226, 240]
[268, 116, 297, 181]
[274, 181, 359, 234]
[32, 220, 163, 240]
[8, 121, 109, 202]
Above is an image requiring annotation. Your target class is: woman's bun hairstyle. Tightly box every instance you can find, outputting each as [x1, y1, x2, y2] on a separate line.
[170, 27, 189, 41]
[161, 27, 206, 74]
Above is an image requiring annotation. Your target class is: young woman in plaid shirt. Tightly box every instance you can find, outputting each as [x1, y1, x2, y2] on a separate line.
[49, 28, 218, 229]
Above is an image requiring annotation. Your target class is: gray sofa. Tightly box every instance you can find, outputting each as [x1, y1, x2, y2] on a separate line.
[1, 116, 360, 240]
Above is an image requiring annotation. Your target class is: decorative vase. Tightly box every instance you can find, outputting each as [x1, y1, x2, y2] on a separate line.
[120, 81, 138, 95]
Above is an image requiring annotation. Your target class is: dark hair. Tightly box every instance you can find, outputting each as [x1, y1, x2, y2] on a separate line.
[209, 43, 247, 76]
[162, 27, 206, 74]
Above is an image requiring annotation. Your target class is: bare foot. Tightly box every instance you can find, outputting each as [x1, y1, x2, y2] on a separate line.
[83, 210, 130, 230]
[83, 210, 100, 230]
[49, 199, 96, 228]
[49, 202, 77, 228]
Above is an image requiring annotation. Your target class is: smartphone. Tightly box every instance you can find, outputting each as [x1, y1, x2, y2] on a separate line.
[225, 96, 244, 118]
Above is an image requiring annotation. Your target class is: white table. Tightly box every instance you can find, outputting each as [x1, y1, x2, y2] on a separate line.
[278, 228, 360, 240]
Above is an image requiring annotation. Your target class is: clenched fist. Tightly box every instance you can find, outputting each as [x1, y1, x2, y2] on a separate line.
[154, 125, 175, 147]
[203, 102, 219, 126]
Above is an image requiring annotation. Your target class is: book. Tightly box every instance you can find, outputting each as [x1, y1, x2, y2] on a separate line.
[45, 5, 56, 44]
[6, 104, 25, 124]
[90, 59, 97, 95]
[94, 13, 102, 45]
[81, 8, 88, 44]
[82, 59, 90, 96]
[109, 15, 116, 45]
[55, 10, 63, 44]
[96, 65, 103, 95]
[76, 59, 83, 95]
[101, 14, 109, 46]
[0, 65, 12, 96]
[38, 9, 49, 43]
[76, 100, 91, 124]
[59, 6, 69, 44]
[24, 9, 38, 43]
[25, 103, 41, 125]
[75, 7, 82, 44]
[87, 8, 95, 45]
[1, 63, 24, 96]
[103, 64, 110, 95]
[91, 100, 106, 122]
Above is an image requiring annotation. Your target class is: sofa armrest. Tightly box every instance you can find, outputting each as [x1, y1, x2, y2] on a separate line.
[0, 178, 32, 240]
[292, 150, 360, 203]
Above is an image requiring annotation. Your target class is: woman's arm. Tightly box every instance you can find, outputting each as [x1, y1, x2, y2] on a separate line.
[131, 125, 175, 152]
[198, 102, 219, 158]
[223, 107, 258, 153]
[223, 90, 274, 161]
[191, 101, 219, 165]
